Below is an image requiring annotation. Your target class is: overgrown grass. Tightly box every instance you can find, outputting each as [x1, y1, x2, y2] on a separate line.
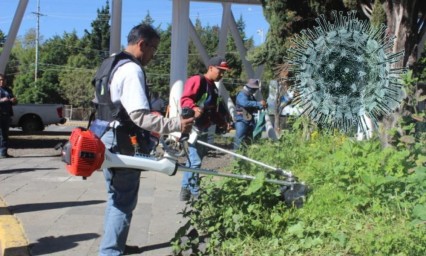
[172, 129, 426, 255]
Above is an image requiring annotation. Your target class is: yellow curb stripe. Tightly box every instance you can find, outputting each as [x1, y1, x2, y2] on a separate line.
[0, 197, 29, 256]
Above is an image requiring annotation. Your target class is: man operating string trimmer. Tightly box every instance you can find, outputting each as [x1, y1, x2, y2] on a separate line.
[179, 56, 233, 201]
[91, 24, 194, 256]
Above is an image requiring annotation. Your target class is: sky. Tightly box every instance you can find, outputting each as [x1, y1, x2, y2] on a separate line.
[1, 0, 269, 46]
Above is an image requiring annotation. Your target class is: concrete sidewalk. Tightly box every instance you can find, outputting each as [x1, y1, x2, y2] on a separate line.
[0, 151, 189, 256]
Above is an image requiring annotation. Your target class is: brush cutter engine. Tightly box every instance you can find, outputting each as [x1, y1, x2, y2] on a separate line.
[61, 127, 178, 178]
[62, 127, 105, 178]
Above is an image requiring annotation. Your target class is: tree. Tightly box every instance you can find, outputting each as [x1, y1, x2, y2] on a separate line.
[35, 32, 83, 103]
[83, 0, 111, 64]
[0, 29, 6, 47]
[4, 2, 257, 111]
[354, 0, 426, 145]
[144, 20, 172, 100]
[254, 0, 347, 129]
[188, 17, 251, 95]
[226, 15, 251, 88]
[0, 29, 19, 83]
[359, 0, 426, 67]
[256, 0, 426, 136]
[141, 11, 155, 26]
[59, 54, 95, 107]
[11, 29, 39, 103]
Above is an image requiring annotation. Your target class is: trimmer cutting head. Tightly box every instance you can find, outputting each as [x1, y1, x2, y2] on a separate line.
[280, 183, 309, 208]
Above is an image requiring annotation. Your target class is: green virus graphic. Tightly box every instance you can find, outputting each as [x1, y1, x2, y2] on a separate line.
[287, 10, 406, 134]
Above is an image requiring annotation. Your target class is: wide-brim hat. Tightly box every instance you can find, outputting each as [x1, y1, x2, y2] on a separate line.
[246, 78, 260, 89]
[208, 56, 230, 70]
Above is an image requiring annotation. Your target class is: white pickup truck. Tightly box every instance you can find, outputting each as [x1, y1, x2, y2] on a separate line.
[11, 104, 67, 132]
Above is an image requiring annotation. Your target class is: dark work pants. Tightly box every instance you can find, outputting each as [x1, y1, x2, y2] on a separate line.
[234, 120, 255, 150]
[0, 115, 11, 156]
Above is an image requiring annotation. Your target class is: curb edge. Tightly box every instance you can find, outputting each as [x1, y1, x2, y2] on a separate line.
[0, 196, 30, 256]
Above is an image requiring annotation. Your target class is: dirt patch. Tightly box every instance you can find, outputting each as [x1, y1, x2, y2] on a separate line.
[191, 140, 234, 171]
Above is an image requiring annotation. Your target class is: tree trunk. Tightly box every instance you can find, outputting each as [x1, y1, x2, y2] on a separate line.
[384, 0, 426, 67]
[375, 0, 426, 146]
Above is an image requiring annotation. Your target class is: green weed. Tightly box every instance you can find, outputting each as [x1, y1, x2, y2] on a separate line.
[172, 129, 426, 255]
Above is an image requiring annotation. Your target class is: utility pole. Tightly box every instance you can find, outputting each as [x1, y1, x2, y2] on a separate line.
[32, 0, 45, 83]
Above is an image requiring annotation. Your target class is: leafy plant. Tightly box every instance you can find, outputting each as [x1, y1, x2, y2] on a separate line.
[172, 129, 426, 255]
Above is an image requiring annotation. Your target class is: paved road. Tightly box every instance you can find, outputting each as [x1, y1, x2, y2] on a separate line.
[0, 126, 191, 256]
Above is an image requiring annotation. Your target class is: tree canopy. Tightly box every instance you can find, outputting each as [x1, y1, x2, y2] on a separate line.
[0, 1, 255, 107]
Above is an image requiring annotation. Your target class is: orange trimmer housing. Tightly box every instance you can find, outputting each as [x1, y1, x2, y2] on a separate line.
[63, 127, 105, 177]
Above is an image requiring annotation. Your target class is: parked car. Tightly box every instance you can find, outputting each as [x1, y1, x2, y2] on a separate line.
[10, 104, 67, 132]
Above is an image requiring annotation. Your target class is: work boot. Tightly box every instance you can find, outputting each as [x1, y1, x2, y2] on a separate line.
[180, 187, 191, 201]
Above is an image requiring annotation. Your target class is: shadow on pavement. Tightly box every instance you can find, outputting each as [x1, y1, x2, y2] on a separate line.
[9, 138, 68, 149]
[29, 233, 100, 255]
[8, 200, 105, 214]
[0, 168, 58, 174]
[140, 241, 172, 253]
[9, 131, 71, 136]
[3, 245, 30, 256]
[4, 154, 62, 158]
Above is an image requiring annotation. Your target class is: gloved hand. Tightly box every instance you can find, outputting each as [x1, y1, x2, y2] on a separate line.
[180, 116, 194, 135]
[180, 107, 195, 141]
[260, 100, 268, 109]
[214, 122, 233, 134]
[226, 122, 234, 132]
[193, 107, 203, 118]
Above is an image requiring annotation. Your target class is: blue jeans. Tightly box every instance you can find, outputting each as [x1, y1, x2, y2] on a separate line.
[181, 132, 208, 195]
[0, 115, 11, 156]
[234, 120, 254, 150]
[99, 129, 141, 256]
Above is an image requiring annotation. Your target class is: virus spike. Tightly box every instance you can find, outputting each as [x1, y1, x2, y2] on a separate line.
[386, 51, 405, 62]
[287, 11, 405, 134]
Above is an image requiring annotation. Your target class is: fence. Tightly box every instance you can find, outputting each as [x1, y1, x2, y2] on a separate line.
[64, 105, 94, 121]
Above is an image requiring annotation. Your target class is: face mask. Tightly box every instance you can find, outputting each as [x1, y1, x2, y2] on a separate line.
[249, 88, 258, 95]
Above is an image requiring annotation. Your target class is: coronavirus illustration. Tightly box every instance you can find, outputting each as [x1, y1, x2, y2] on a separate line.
[287, 10, 406, 134]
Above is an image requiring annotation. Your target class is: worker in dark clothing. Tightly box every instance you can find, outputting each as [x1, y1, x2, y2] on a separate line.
[0, 73, 17, 158]
[234, 78, 267, 150]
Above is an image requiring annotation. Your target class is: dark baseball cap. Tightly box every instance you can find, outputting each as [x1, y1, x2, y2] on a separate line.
[208, 56, 230, 70]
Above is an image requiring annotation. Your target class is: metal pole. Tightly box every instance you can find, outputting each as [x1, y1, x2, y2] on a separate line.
[109, 0, 122, 55]
[177, 165, 294, 186]
[195, 140, 293, 177]
[35, 0, 39, 82]
[32, 0, 44, 83]
[169, 0, 190, 118]
[0, 0, 29, 74]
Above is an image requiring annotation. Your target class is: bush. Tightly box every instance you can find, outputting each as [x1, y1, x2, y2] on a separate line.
[172, 129, 426, 255]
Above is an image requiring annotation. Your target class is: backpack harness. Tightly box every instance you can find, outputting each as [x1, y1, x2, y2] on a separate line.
[91, 51, 153, 155]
